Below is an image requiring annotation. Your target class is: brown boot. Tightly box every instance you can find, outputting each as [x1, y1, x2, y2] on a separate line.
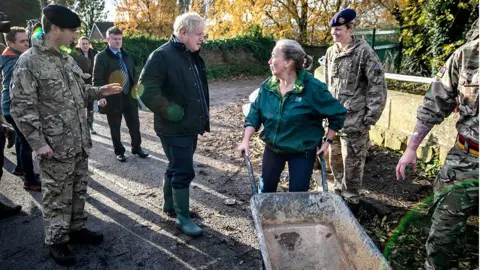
[49, 244, 76, 266]
[23, 178, 41, 191]
[0, 202, 22, 218]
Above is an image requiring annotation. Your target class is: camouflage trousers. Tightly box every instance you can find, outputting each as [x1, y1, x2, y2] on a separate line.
[40, 151, 89, 245]
[327, 130, 370, 195]
[425, 144, 479, 270]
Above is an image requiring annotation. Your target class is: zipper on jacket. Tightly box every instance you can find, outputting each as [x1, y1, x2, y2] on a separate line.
[271, 91, 290, 148]
[187, 52, 208, 124]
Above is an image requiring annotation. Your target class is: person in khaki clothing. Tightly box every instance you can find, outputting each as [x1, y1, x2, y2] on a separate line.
[396, 20, 478, 270]
[324, 9, 387, 202]
[10, 4, 121, 266]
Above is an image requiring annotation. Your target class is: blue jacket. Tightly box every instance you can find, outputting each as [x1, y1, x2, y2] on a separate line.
[1, 47, 21, 116]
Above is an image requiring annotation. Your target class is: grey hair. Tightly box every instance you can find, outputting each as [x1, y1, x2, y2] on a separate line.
[173, 12, 205, 36]
[275, 39, 313, 72]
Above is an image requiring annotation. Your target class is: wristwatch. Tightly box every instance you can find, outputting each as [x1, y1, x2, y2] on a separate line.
[323, 137, 333, 144]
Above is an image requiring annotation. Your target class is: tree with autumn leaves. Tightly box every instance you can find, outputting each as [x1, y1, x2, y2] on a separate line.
[115, 0, 397, 44]
[114, 0, 477, 76]
[207, 0, 396, 44]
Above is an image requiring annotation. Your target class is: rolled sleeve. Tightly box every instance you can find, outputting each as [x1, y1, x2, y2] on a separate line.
[417, 54, 458, 125]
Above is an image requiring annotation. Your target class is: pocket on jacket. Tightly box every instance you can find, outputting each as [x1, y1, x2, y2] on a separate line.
[342, 95, 366, 113]
[42, 115, 64, 136]
[38, 73, 64, 103]
[459, 85, 479, 116]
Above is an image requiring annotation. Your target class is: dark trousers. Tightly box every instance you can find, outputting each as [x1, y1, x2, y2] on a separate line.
[4, 115, 34, 182]
[106, 95, 141, 155]
[260, 146, 316, 193]
[159, 135, 197, 189]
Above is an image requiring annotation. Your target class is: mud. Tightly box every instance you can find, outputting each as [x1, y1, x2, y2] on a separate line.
[264, 223, 351, 270]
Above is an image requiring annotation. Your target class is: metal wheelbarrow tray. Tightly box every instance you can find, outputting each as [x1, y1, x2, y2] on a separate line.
[250, 192, 392, 270]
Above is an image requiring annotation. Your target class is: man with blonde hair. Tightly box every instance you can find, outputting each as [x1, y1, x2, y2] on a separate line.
[139, 12, 208, 236]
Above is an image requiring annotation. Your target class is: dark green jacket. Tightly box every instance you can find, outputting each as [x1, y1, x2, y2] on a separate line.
[138, 37, 210, 136]
[245, 71, 346, 153]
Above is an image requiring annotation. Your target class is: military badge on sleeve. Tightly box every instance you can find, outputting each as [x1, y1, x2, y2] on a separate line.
[435, 66, 446, 79]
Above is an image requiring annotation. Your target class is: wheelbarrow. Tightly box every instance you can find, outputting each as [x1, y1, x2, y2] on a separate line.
[244, 154, 391, 270]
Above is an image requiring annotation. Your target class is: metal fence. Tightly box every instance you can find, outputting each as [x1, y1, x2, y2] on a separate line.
[355, 28, 401, 73]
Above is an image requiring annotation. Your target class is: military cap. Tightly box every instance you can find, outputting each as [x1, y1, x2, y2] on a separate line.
[42, 4, 81, 29]
[330, 9, 356, 27]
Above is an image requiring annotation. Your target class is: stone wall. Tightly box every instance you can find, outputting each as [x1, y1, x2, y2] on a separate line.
[314, 68, 458, 162]
[371, 91, 458, 162]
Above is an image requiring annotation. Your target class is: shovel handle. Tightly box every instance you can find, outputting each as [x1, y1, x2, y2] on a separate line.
[243, 154, 258, 195]
[317, 153, 328, 192]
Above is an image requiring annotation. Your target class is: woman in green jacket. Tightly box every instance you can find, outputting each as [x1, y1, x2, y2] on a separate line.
[236, 39, 346, 193]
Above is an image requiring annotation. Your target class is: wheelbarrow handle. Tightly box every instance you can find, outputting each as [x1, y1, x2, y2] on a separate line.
[317, 153, 328, 192]
[243, 154, 258, 195]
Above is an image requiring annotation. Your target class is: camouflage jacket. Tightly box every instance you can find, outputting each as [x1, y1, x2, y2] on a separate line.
[324, 37, 387, 134]
[417, 38, 479, 143]
[10, 37, 102, 159]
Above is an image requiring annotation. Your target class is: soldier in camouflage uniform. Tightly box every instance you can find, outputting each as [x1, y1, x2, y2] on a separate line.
[10, 5, 121, 266]
[324, 9, 387, 201]
[396, 20, 479, 270]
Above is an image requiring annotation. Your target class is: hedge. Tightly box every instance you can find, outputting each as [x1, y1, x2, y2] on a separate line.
[92, 35, 275, 79]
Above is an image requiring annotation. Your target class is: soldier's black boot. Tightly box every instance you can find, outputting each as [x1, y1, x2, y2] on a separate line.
[0, 202, 22, 218]
[173, 187, 203, 236]
[69, 229, 104, 245]
[49, 244, 76, 266]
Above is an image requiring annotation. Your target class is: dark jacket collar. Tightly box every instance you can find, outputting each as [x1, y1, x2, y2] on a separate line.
[169, 35, 201, 56]
[103, 45, 129, 57]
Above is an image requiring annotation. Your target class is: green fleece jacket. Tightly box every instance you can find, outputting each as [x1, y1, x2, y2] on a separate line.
[245, 71, 346, 153]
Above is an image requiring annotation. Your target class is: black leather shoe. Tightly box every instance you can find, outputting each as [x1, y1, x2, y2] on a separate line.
[49, 244, 76, 266]
[6, 128, 15, 149]
[0, 202, 22, 218]
[116, 154, 126, 162]
[69, 229, 104, 245]
[132, 149, 149, 158]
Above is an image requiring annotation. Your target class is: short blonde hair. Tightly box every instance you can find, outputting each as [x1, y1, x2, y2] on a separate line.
[173, 12, 205, 36]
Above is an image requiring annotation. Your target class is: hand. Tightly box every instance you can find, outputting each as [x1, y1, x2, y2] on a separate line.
[98, 98, 107, 107]
[36, 144, 53, 159]
[316, 141, 330, 155]
[236, 141, 249, 157]
[396, 147, 417, 180]
[453, 97, 460, 113]
[100, 83, 122, 96]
